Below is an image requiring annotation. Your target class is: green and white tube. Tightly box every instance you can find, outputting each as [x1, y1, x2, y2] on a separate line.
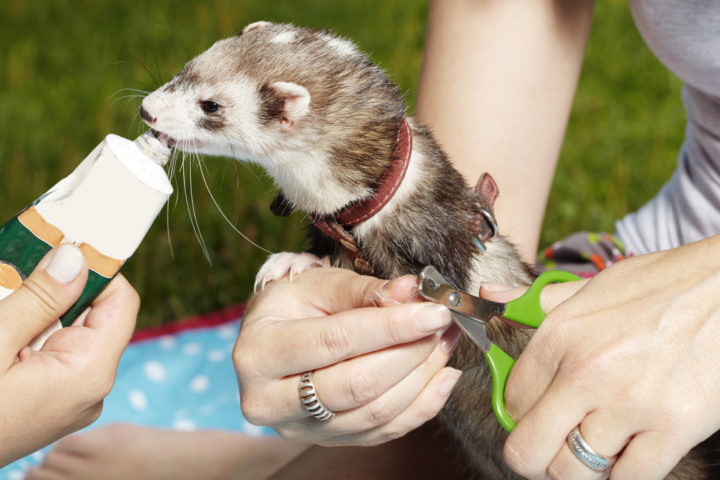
[0, 131, 173, 346]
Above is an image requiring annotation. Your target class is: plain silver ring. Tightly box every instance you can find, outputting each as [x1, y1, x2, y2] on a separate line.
[298, 371, 335, 421]
[566, 427, 610, 471]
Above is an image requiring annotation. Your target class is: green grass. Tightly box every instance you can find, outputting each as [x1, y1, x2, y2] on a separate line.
[0, 1, 683, 328]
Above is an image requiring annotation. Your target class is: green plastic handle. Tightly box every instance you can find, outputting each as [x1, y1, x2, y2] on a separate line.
[485, 343, 517, 432]
[503, 270, 581, 328]
[486, 270, 581, 431]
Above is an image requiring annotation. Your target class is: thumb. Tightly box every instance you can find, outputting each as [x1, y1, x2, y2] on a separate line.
[480, 277, 588, 315]
[373, 274, 421, 306]
[535, 279, 587, 314]
[479, 283, 528, 304]
[0, 244, 88, 354]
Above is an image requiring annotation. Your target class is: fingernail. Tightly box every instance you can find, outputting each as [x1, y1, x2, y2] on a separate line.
[414, 304, 452, 332]
[47, 244, 85, 283]
[371, 287, 401, 306]
[481, 283, 514, 292]
[441, 326, 463, 353]
[380, 275, 420, 303]
[439, 368, 462, 397]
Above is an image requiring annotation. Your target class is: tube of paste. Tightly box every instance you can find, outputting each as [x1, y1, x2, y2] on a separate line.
[0, 131, 173, 347]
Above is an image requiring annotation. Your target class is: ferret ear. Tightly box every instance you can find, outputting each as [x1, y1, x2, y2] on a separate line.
[241, 21, 273, 35]
[264, 81, 310, 131]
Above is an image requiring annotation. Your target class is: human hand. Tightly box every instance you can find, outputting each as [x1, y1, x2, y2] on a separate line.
[479, 237, 720, 479]
[233, 267, 462, 446]
[0, 244, 139, 466]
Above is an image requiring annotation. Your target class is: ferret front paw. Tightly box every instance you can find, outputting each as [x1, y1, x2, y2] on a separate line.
[254, 252, 331, 291]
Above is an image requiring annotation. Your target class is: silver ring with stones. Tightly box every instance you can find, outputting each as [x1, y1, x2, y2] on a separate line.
[566, 426, 610, 471]
[298, 371, 335, 421]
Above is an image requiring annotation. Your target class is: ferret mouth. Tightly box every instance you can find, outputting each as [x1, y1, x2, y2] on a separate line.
[150, 130, 177, 148]
[150, 130, 205, 152]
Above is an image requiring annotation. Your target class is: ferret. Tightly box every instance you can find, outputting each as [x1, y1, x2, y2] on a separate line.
[140, 21, 717, 479]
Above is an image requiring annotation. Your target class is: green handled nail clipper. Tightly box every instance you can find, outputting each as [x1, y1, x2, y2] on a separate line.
[418, 265, 579, 431]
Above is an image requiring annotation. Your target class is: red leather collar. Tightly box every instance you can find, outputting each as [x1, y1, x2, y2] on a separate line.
[332, 118, 412, 226]
[310, 118, 412, 274]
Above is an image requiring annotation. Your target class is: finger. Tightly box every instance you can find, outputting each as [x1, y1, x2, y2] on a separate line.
[81, 274, 139, 361]
[502, 283, 588, 419]
[25, 464, 68, 480]
[324, 333, 461, 445]
[313, 328, 456, 412]
[372, 274, 423, 306]
[611, 431, 686, 480]
[255, 268, 417, 316]
[549, 443, 614, 480]
[321, 366, 462, 446]
[480, 278, 588, 316]
[244, 333, 442, 424]
[26, 444, 87, 480]
[504, 316, 568, 420]
[0, 245, 87, 363]
[504, 378, 588, 478]
[479, 284, 528, 303]
[240, 326, 461, 426]
[309, 269, 422, 310]
[239, 302, 452, 379]
[537, 279, 588, 314]
[279, 328, 462, 443]
[548, 411, 633, 480]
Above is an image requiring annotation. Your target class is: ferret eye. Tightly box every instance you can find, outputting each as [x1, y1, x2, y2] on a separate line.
[200, 101, 220, 113]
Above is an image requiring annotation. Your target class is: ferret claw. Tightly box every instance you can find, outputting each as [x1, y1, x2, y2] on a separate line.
[254, 252, 330, 291]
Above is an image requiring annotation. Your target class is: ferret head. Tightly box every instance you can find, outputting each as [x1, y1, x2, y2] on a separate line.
[141, 21, 406, 214]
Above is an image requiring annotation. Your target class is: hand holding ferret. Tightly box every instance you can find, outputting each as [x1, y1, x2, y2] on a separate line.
[234, 267, 463, 446]
[0, 245, 138, 466]
[480, 236, 720, 480]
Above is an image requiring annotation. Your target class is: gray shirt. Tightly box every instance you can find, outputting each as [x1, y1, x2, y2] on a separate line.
[613, 0, 720, 255]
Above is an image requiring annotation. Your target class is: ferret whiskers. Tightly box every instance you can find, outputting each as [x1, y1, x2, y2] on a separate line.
[163, 149, 183, 261]
[180, 149, 212, 263]
[196, 157, 272, 254]
[110, 88, 151, 106]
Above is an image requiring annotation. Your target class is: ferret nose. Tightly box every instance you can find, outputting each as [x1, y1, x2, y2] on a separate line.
[139, 105, 156, 124]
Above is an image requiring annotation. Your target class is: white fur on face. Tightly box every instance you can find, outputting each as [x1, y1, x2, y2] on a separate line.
[141, 88, 198, 139]
[141, 26, 379, 214]
[142, 61, 365, 212]
[141, 73, 270, 163]
[209, 77, 268, 159]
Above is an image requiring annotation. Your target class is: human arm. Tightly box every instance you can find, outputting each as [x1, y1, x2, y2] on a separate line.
[479, 235, 720, 479]
[233, 267, 462, 446]
[415, 0, 595, 262]
[0, 244, 139, 466]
